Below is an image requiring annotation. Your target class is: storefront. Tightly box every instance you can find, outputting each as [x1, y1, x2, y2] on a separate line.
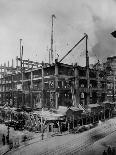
[66, 107, 83, 129]
[102, 101, 111, 119]
[87, 104, 102, 123]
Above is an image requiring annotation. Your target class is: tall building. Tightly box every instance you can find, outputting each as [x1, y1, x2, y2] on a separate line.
[105, 56, 116, 102]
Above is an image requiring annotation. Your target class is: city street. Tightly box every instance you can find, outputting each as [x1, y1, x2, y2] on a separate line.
[5, 117, 116, 155]
[0, 123, 34, 154]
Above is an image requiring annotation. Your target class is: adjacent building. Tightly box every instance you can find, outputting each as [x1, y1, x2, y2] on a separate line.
[105, 56, 116, 102]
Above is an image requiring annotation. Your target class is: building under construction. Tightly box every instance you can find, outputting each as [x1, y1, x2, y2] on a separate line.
[0, 16, 115, 134]
[0, 34, 107, 111]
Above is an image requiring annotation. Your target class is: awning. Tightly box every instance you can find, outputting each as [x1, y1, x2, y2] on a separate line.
[56, 106, 68, 115]
[81, 112, 90, 118]
[87, 104, 102, 113]
[102, 101, 111, 108]
[87, 104, 101, 108]
[33, 110, 64, 121]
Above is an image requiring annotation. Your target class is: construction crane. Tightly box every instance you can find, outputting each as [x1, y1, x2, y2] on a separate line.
[59, 33, 90, 106]
[59, 33, 88, 63]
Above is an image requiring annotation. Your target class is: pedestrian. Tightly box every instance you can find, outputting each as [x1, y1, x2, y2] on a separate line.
[2, 134, 5, 145]
[6, 135, 9, 145]
[107, 146, 112, 155]
[111, 147, 115, 155]
[41, 133, 44, 140]
[9, 139, 13, 150]
[60, 124, 62, 134]
[102, 150, 107, 155]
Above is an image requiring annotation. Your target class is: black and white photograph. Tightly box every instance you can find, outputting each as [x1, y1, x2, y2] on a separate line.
[0, 0, 116, 155]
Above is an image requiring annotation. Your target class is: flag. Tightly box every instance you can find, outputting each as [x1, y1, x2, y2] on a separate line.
[111, 31, 116, 38]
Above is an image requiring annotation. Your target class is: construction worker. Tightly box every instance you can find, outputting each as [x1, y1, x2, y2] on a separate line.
[60, 124, 62, 134]
[41, 132, 44, 140]
[2, 134, 5, 145]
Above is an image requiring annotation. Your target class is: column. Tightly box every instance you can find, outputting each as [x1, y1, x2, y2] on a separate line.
[21, 59, 24, 108]
[41, 62, 44, 108]
[97, 69, 100, 103]
[4, 63, 6, 104]
[1, 64, 3, 104]
[55, 59, 58, 109]
[86, 67, 90, 105]
[74, 64, 80, 107]
[30, 71, 33, 109]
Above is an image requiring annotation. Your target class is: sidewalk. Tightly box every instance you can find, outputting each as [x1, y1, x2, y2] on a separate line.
[15, 131, 69, 148]
[3, 118, 116, 155]
[0, 145, 9, 155]
[4, 131, 69, 155]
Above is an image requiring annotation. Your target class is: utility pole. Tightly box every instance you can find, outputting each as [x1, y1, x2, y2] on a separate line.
[50, 14, 56, 64]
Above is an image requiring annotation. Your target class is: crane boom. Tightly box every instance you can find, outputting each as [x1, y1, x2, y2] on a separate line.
[51, 14, 56, 64]
[59, 34, 88, 63]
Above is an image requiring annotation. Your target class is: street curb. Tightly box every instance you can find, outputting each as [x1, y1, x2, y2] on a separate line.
[3, 132, 68, 154]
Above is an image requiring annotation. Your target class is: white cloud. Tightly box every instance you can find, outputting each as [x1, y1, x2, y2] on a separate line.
[0, 0, 116, 66]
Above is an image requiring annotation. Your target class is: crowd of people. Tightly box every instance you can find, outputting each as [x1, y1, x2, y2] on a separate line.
[2, 133, 14, 150]
[102, 146, 115, 155]
[2, 134, 9, 145]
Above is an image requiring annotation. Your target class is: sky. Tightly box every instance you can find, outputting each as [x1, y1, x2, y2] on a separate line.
[0, 0, 116, 67]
